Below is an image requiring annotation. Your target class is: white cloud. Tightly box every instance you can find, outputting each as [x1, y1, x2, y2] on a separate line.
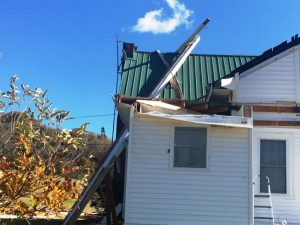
[132, 0, 193, 34]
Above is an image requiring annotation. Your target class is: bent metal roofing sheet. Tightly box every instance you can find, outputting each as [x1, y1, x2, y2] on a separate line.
[120, 51, 256, 100]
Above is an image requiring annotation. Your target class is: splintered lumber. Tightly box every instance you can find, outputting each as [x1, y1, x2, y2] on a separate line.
[169, 77, 184, 99]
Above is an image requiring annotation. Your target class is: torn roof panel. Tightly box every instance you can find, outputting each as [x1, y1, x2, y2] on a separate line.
[120, 51, 256, 100]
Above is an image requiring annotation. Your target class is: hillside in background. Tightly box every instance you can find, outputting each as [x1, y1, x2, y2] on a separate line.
[0, 112, 111, 174]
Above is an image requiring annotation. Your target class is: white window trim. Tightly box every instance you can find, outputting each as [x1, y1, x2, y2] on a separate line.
[169, 124, 210, 171]
[253, 131, 295, 198]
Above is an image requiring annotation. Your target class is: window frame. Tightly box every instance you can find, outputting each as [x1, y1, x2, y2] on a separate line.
[170, 125, 210, 171]
[253, 131, 294, 197]
[260, 139, 287, 194]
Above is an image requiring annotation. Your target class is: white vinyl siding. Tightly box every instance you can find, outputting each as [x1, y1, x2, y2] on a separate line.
[236, 51, 297, 103]
[253, 128, 300, 223]
[124, 116, 250, 225]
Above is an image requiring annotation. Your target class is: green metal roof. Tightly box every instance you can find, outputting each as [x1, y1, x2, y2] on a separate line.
[120, 51, 256, 100]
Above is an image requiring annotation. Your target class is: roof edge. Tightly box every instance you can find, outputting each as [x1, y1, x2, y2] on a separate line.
[212, 34, 300, 88]
[132, 50, 257, 58]
[226, 34, 300, 78]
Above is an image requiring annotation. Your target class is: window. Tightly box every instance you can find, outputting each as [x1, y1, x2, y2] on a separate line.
[174, 127, 207, 168]
[260, 139, 287, 194]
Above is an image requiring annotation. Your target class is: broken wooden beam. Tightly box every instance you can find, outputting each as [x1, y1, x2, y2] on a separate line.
[169, 77, 184, 100]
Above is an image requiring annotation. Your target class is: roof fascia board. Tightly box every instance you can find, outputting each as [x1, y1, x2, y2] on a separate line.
[137, 112, 253, 128]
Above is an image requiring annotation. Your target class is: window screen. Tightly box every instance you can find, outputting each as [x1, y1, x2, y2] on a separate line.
[260, 139, 287, 194]
[174, 127, 207, 168]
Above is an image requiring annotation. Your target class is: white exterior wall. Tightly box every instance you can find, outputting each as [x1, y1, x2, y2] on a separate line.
[253, 127, 300, 224]
[124, 115, 251, 225]
[232, 46, 300, 223]
[235, 48, 300, 103]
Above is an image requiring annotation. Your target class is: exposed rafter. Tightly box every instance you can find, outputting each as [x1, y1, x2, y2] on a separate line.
[169, 76, 184, 100]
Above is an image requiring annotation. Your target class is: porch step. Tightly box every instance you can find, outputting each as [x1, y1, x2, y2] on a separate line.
[254, 194, 270, 198]
[254, 217, 274, 220]
[254, 205, 272, 209]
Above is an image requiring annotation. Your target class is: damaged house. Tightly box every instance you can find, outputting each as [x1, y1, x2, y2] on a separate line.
[65, 20, 300, 225]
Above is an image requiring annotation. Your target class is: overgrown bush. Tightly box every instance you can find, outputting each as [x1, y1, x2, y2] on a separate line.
[0, 76, 90, 220]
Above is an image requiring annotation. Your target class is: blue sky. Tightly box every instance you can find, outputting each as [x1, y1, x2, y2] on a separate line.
[0, 0, 299, 138]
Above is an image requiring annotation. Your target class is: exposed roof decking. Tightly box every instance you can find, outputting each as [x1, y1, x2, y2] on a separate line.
[120, 51, 256, 100]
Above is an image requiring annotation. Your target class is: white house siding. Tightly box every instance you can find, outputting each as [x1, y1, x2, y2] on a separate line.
[124, 116, 250, 225]
[253, 127, 300, 224]
[235, 50, 299, 103]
